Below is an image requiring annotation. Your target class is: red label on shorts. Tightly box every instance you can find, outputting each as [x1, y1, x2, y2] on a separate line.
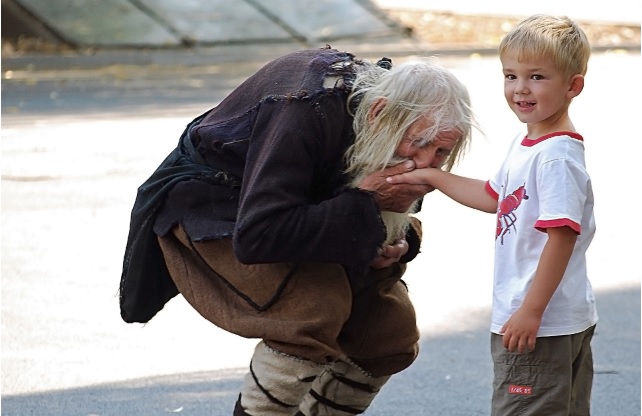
[508, 385, 533, 395]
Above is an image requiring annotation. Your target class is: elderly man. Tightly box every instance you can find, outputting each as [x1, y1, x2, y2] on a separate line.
[120, 46, 473, 416]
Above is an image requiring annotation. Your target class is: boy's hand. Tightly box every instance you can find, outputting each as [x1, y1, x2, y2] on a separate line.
[500, 307, 542, 353]
[386, 167, 437, 187]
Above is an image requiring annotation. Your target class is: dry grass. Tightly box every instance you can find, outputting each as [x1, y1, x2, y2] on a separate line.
[388, 10, 641, 50]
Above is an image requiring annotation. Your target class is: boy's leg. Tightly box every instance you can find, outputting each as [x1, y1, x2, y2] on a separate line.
[490, 325, 596, 416]
[570, 325, 595, 416]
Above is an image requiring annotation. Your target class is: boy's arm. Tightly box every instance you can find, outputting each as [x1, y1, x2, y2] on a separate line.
[500, 226, 577, 353]
[388, 168, 497, 213]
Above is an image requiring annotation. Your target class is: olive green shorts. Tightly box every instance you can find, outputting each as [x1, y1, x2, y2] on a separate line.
[491, 325, 596, 416]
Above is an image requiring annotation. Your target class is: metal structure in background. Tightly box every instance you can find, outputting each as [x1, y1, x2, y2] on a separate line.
[1, 0, 408, 48]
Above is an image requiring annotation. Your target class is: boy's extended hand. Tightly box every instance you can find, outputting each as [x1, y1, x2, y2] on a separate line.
[360, 161, 434, 213]
[386, 167, 437, 188]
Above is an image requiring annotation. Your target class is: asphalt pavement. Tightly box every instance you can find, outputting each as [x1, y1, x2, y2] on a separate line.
[1, 38, 640, 416]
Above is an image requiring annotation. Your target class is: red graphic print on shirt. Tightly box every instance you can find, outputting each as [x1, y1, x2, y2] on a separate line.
[496, 184, 529, 245]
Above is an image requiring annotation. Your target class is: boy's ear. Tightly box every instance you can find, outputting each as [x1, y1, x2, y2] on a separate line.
[368, 98, 387, 123]
[567, 74, 585, 98]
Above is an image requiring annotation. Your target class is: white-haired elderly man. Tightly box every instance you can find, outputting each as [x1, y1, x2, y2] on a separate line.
[120, 46, 474, 415]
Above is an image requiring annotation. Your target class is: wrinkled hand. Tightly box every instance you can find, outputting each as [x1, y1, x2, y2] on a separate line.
[500, 307, 542, 354]
[359, 161, 434, 213]
[370, 238, 409, 269]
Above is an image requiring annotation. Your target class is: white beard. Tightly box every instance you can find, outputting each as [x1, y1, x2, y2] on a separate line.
[349, 165, 417, 245]
[379, 209, 415, 245]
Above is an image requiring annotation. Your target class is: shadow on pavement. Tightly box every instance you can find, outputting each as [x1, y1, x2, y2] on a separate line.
[2, 287, 638, 416]
[1, 368, 245, 416]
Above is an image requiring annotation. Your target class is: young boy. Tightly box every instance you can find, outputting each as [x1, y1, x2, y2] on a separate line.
[387, 15, 598, 415]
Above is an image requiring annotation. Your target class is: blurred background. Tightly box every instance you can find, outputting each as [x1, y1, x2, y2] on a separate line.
[2, 0, 640, 59]
[1, 1, 640, 415]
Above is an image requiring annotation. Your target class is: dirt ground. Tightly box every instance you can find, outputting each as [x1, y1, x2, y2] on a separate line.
[387, 10, 641, 50]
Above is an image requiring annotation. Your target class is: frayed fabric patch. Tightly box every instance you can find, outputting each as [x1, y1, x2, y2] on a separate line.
[508, 385, 533, 395]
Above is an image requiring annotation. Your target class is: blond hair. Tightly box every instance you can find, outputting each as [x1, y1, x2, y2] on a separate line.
[499, 14, 591, 77]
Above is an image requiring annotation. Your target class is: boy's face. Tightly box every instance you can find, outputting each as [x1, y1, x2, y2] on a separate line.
[500, 51, 580, 133]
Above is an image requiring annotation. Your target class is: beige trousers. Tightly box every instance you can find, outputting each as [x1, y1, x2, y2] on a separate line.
[158, 225, 419, 377]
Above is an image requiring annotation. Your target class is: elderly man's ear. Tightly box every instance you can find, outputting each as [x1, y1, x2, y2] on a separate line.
[368, 98, 387, 123]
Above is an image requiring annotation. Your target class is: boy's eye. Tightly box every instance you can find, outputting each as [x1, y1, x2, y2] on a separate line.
[531, 74, 544, 80]
[505, 74, 516, 80]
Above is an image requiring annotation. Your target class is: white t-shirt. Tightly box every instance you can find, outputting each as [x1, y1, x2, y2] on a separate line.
[486, 131, 598, 337]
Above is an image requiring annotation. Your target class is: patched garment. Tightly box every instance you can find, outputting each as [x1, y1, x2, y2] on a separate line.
[120, 48, 421, 323]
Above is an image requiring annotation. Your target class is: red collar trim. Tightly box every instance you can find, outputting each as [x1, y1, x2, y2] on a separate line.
[521, 131, 583, 147]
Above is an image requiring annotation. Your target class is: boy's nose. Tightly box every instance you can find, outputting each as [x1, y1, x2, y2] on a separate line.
[514, 79, 529, 94]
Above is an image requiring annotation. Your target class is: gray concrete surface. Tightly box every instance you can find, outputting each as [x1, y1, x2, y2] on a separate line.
[3, 0, 405, 48]
[4, 0, 639, 74]
[2, 37, 641, 416]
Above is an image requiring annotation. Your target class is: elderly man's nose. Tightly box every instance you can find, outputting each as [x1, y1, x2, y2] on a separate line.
[414, 148, 435, 168]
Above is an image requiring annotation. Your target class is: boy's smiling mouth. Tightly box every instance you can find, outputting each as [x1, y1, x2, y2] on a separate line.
[516, 101, 536, 108]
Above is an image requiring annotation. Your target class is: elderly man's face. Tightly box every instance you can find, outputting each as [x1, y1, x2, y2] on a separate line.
[395, 117, 461, 169]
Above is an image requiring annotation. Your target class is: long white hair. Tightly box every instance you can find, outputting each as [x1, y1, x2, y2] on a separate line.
[345, 59, 474, 243]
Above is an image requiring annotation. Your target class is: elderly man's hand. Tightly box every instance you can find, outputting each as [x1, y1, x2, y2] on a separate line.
[358, 160, 434, 212]
[370, 238, 409, 269]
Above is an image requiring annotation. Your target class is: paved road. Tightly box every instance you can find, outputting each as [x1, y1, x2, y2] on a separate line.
[1, 48, 640, 415]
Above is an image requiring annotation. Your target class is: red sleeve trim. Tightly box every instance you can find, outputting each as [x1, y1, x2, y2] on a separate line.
[534, 218, 581, 234]
[485, 181, 499, 200]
